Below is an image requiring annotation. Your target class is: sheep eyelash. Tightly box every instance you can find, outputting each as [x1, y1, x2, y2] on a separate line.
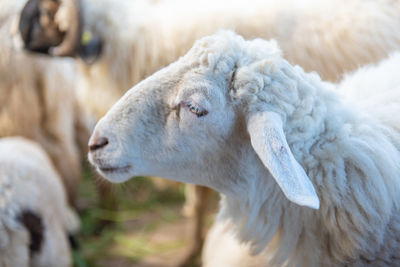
[182, 101, 208, 117]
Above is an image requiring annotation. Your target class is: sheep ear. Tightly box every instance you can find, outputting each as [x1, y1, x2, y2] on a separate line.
[247, 111, 320, 209]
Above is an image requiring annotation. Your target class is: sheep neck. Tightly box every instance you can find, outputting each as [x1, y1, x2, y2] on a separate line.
[220, 70, 400, 266]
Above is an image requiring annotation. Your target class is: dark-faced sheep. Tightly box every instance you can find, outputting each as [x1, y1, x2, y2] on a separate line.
[1, 0, 92, 204]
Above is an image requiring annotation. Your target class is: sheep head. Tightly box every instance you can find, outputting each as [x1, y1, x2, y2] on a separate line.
[89, 31, 319, 209]
[18, 0, 101, 62]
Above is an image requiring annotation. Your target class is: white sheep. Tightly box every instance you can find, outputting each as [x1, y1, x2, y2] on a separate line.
[0, 137, 79, 267]
[1, 0, 93, 204]
[88, 31, 400, 266]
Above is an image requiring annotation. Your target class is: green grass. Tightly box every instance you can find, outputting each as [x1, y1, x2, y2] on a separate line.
[73, 166, 186, 266]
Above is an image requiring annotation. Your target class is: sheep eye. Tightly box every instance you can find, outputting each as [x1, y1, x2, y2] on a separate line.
[184, 102, 208, 117]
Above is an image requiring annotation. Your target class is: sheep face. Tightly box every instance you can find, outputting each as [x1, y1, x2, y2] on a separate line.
[18, 0, 65, 54]
[89, 31, 319, 208]
[89, 61, 237, 186]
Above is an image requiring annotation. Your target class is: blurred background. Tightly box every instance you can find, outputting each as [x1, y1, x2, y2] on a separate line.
[1, 0, 400, 266]
[75, 168, 217, 267]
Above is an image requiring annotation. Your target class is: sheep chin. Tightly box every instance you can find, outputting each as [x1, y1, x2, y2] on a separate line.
[96, 165, 133, 183]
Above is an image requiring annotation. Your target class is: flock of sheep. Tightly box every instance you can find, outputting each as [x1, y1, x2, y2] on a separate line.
[1, 0, 400, 266]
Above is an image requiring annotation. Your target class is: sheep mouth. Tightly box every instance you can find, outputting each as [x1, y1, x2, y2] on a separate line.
[98, 165, 132, 174]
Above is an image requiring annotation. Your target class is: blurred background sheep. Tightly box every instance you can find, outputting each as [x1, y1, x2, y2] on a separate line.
[0, 0, 92, 205]
[18, 0, 400, 117]
[0, 137, 79, 267]
[1, 0, 400, 265]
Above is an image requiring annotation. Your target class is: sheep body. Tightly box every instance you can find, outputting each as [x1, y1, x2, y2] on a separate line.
[89, 31, 400, 266]
[0, 137, 78, 267]
[339, 52, 400, 136]
[215, 35, 400, 267]
[74, 0, 400, 117]
[202, 219, 267, 267]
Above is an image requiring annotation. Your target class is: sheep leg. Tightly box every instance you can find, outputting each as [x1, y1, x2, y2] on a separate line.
[180, 185, 212, 266]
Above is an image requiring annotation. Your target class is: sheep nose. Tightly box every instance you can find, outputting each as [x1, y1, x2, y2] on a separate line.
[88, 137, 109, 152]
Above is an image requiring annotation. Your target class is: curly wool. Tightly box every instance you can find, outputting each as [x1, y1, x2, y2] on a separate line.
[193, 31, 400, 266]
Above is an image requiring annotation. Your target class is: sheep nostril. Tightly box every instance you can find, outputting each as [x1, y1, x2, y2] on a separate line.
[88, 137, 109, 152]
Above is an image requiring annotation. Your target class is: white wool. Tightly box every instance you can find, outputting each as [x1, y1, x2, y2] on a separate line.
[0, 137, 79, 267]
[90, 31, 400, 266]
[338, 52, 400, 139]
[204, 51, 400, 267]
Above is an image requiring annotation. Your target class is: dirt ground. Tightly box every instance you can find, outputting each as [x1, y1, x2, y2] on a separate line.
[99, 214, 197, 267]
[74, 170, 217, 267]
